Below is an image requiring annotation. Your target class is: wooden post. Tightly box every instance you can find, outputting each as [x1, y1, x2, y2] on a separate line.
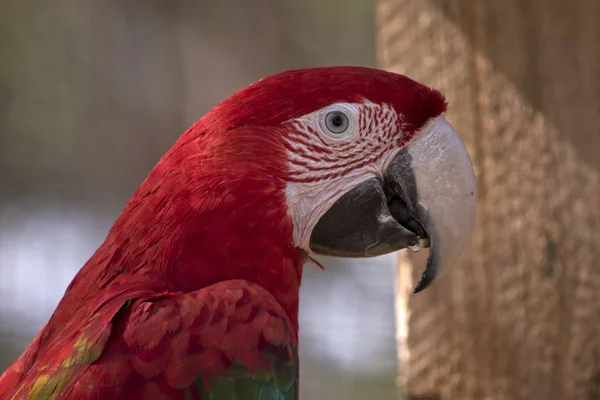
[377, 1, 600, 399]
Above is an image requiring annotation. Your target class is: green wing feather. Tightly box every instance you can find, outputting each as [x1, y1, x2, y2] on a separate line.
[196, 345, 298, 400]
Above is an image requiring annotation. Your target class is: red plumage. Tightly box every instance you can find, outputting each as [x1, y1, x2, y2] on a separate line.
[0, 66, 446, 399]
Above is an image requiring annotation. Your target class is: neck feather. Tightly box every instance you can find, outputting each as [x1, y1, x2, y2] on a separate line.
[68, 124, 304, 330]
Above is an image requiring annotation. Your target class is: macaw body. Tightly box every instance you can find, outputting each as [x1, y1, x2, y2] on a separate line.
[0, 67, 477, 399]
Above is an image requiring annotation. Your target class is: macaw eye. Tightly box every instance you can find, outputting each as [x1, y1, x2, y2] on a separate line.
[324, 111, 349, 134]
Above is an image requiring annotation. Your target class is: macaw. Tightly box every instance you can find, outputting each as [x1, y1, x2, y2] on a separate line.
[0, 66, 477, 399]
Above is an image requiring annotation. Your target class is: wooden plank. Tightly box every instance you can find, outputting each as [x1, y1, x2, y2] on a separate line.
[377, 1, 600, 399]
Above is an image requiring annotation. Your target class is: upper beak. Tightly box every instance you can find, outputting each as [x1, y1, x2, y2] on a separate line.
[309, 116, 477, 293]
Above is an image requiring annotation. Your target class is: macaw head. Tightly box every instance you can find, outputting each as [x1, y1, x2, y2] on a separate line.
[115, 66, 476, 298]
[165, 66, 477, 293]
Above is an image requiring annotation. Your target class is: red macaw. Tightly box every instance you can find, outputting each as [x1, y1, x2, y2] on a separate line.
[0, 66, 477, 399]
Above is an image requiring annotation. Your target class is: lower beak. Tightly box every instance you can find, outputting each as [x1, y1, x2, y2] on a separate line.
[309, 116, 477, 293]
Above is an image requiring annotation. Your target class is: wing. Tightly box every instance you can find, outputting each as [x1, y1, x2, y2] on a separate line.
[4, 280, 298, 400]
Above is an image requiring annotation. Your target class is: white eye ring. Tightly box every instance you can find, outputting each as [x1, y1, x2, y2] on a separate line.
[318, 103, 360, 140]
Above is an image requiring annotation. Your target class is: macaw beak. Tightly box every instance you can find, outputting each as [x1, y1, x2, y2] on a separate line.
[309, 116, 477, 293]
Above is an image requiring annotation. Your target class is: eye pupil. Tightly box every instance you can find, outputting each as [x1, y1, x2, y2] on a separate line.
[331, 114, 344, 127]
[324, 111, 349, 134]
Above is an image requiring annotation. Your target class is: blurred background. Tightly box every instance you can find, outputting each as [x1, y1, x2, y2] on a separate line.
[1, 1, 600, 400]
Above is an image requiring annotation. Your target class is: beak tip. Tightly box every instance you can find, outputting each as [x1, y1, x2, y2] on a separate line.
[413, 285, 425, 294]
[411, 232, 441, 293]
[412, 265, 436, 293]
